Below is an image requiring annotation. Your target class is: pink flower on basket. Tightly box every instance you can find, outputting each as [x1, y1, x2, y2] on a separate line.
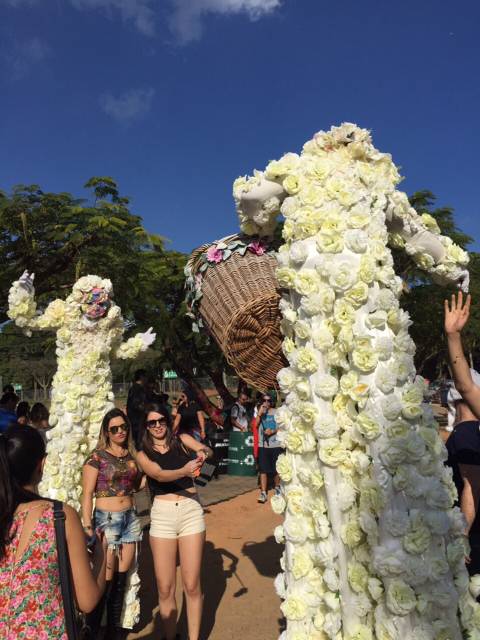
[206, 246, 224, 263]
[248, 240, 266, 256]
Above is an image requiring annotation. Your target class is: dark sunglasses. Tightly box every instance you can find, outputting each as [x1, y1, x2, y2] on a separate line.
[146, 418, 168, 429]
[263, 398, 272, 403]
[108, 423, 129, 434]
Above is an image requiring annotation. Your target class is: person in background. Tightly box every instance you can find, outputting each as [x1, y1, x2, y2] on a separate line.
[444, 376, 480, 575]
[230, 391, 249, 432]
[160, 393, 172, 417]
[146, 377, 163, 405]
[16, 400, 31, 426]
[256, 394, 282, 504]
[137, 403, 212, 640]
[30, 402, 50, 442]
[2, 384, 14, 394]
[82, 408, 143, 638]
[0, 392, 19, 433]
[444, 292, 480, 576]
[126, 369, 147, 447]
[173, 389, 206, 442]
[0, 425, 108, 638]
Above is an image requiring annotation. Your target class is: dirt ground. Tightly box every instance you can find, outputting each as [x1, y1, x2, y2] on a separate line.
[129, 490, 284, 640]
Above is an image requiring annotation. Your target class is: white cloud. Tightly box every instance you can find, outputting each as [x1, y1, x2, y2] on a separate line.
[70, 0, 156, 36]
[3, 36, 50, 79]
[169, 0, 282, 44]
[100, 87, 155, 123]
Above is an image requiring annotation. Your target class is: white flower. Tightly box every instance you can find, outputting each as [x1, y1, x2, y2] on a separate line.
[289, 240, 309, 264]
[293, 347, 319, 374]
[381, 394, 403, 420]
[271, 494, 286, 514]
[314, 374, 339, 398]
[386, 579, 417, 616]
[280, 596, 307, 621]
[314, 415, 340, 439]
[294, 269, 320, 296]
[312, 325, 335, 351]
[329, 261, 356, 291]
[345, 229, 369, 253]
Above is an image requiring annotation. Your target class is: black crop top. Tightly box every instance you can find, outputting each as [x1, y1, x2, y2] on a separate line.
[146, 445, 194, 496]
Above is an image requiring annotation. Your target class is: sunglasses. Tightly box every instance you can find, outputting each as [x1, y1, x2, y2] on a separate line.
[108, 423, 128, 435]
[263, 398, 272, 403]
[146, 418, 168, 429]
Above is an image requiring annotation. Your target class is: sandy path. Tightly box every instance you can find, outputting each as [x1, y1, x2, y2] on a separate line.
[130, 490, 284, 640]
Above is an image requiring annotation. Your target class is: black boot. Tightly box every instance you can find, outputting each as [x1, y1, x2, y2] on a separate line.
[106, 571, 128, 639]
[85, 579, 112, 636]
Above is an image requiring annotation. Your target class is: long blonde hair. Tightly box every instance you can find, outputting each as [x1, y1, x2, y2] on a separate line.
[96, 408, 137, 457]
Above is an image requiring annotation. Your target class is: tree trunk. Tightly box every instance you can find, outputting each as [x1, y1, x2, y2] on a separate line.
[166, 351, 224, 425]
[207, 368, 235, 407]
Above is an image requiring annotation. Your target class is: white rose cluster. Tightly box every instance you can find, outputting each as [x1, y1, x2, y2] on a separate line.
[8, 272, 152, 629]
[233, 123, 477, 638]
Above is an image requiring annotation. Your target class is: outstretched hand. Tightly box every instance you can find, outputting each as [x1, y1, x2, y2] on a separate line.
[444, 292, 471, 335]
[140, 327, 156, 348]
[19, 270, 35, 293]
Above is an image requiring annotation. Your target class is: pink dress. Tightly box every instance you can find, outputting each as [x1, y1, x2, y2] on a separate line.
[0, 503, 67, 639]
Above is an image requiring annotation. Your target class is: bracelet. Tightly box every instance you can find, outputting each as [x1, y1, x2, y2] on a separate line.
[83, 525, 93, 531]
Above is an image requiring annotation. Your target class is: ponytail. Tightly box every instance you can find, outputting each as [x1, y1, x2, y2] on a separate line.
[0, 426, 46, 560]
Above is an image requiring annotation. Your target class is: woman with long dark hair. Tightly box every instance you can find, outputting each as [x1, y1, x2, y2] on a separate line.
[137, 403, 212, 640]
[0, 425, 107, 638]
[81, 408, 142, 638]
[172, 389, 206, 441]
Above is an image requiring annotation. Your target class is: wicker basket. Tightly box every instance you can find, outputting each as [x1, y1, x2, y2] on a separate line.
[187, 237, 285, 391]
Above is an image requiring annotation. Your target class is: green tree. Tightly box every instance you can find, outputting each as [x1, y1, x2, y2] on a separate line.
[0, 177, 232, 417]
[397, 191, 479, 377]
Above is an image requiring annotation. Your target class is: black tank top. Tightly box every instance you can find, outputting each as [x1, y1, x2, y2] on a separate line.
[146, 445, 194, 496]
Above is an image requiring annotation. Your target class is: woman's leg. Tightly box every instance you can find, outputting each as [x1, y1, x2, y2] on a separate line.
[150, 536, 178, 640]
[260, 472, 267, 492]
[178, 532, 205, 640]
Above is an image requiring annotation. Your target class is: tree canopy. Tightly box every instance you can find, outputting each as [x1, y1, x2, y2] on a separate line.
[0, 178, 478, 406]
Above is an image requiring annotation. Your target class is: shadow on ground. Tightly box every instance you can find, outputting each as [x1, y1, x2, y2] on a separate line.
[129, 533, 283, 639]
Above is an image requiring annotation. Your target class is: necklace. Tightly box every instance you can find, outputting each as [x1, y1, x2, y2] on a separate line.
[106, 446, 127, 458]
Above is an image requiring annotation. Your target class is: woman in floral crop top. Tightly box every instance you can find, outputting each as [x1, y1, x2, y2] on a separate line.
[81, 408, 143, 638]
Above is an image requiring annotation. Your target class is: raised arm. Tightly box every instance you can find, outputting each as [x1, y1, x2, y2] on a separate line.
[113, 326, 156, 360]
[444, 292, 480, 416]
[136, 450, 201, 482]
[386, 193, 469, 290]
[8, 271, 65, 335]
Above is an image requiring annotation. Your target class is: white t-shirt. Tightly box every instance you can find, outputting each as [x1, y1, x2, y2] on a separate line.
[231, 402, 248, 431]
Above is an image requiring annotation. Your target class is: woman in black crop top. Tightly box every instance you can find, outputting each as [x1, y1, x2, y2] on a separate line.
[137, 403, 212, 640]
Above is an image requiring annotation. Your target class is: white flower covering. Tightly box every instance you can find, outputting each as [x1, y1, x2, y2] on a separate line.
[8, 273, 152, 628]
[234, 123, 476, 639]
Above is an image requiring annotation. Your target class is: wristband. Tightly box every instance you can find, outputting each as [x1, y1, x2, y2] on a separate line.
[83, 525, 93, 531]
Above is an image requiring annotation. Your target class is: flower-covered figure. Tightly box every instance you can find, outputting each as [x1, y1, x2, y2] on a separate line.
[234, 124, 479, 639]
[8, 272, 156, 509]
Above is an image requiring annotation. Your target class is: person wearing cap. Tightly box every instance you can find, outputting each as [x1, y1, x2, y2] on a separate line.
[444, 292, 480, 574]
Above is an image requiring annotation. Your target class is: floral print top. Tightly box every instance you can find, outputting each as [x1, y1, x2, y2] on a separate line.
[0, 503, 67, 639]
[85, 449, 140, 498]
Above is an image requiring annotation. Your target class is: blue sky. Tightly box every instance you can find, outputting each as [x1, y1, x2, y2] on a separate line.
[1, 0, 480, 254]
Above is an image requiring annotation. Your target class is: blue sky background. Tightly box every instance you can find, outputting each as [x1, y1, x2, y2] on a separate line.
[1, 0, 479, 254]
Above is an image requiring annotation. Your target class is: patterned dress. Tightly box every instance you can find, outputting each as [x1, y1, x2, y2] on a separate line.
[0, 503, 67, 639]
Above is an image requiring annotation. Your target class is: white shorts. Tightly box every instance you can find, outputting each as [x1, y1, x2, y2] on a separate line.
[150, 496, 206, 539]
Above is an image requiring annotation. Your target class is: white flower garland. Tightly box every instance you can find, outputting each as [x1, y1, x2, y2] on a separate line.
[234, 123, 478, 639]
[8, 273, 150, 628]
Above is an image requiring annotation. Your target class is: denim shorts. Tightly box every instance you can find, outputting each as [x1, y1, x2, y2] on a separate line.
[94, 507, 142, 547]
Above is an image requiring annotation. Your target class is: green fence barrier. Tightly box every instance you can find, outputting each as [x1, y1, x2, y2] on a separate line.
[227, 431, 256, 476]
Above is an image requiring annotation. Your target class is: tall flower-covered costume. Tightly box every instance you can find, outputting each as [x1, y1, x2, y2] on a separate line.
[8, 273, 155, 628]
[234, 124, 479, 639]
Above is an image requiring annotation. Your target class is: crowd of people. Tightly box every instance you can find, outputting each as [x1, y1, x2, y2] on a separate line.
[1, 292, 480, 638]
